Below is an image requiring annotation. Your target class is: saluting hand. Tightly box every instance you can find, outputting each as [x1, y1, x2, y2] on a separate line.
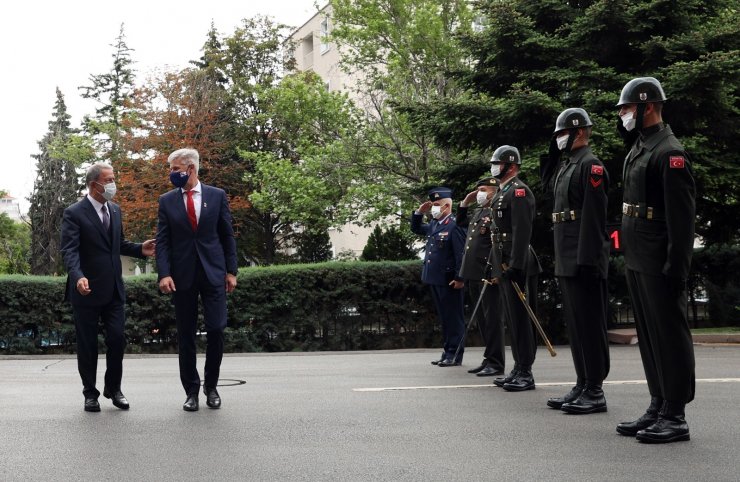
[461, 190, 478, 207]
[418, 201, 432, 214]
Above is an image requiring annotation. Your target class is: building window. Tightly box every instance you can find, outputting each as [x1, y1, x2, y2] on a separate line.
[302, 34, 314, 68]
[320, 18, 330, 54]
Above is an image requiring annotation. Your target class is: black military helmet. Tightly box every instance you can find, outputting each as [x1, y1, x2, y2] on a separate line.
[616, 77, 667, 106]
[490, 145, 521, 165]
[554, 108, 593, 133]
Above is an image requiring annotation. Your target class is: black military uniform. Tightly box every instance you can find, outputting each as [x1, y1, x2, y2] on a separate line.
[615, 77, 696, 444]
[457, 177, 505, 376]
[541, 108, 611, 414]
[487, 146, 541, 392]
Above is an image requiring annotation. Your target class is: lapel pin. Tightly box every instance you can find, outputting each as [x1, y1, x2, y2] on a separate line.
[203, 202, 207, 208]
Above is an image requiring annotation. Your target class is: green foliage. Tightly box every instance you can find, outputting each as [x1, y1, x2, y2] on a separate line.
[0, 262, 442, 354]
[0, 215, 30, 275]
[295, 228, 333, 263]
[27, 88, 85, 275]
[691, 244, 740, 326]
[361, 225, 419, 261]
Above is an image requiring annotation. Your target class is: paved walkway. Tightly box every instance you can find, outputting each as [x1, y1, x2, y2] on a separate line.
[2, 344, 739, 481]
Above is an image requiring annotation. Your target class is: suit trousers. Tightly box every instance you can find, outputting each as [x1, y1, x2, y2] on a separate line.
[499, 275, 537, 370]
[430, 284, 465, 362]
[626, 269, 695, 403]
[72, 299, 126, 398]
[173, 260, 227, 395]
[467, 280, 505, 371]
[559, 275, 610, 386]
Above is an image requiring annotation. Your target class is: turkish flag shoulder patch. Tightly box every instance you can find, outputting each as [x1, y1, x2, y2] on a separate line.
[591, 164, 604, 176]
[515, 188, 526, 197]
[669, 156, 685, 169]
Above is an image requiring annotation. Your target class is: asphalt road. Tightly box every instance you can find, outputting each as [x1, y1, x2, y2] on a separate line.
[1, 344, 739, 481]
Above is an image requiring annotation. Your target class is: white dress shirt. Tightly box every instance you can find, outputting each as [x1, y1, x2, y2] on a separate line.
[86, 194, 109, 225]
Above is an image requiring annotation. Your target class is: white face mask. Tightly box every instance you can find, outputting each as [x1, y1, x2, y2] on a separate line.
[96, 181, 117, 201]
[430, 205, 443, 219]
[556, 133, 570, 151]
[476, 191, 490, 206]
[620, 111, 636, 132]
[490, 164, 502, 177]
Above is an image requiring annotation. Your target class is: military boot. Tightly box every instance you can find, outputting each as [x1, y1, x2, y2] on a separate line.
[561, 384, 607, 414]
[547, 384, 584, 409]
[616, 397, 662, 436]
[493, 366, 519, 387]
[636, 401, 690, 444]
[502, 368, 535, 392]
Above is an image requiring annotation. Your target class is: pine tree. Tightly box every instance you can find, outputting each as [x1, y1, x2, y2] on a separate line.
[27, 88, 82, 275]
[79, 23, 136, 165]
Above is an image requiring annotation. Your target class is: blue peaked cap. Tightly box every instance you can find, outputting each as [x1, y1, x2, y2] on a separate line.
[428, 187, 453, 201]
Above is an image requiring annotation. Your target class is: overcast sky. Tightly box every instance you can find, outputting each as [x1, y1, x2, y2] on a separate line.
[0, 0, 320, 210]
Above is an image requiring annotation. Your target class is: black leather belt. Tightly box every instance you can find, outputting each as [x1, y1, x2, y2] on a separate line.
[551, 210, 580, 223]
[622, 202, 664, 220]
[492, 232, 511, 243]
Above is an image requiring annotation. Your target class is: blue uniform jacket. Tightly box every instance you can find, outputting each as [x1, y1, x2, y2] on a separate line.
[410, 212, 466, 286]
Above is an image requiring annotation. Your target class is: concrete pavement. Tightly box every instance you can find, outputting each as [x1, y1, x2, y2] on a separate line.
[1, 344, 739, 481]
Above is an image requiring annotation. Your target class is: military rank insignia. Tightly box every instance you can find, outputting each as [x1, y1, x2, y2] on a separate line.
[670, 156, 685, 169]
[515, 188, 526, 197]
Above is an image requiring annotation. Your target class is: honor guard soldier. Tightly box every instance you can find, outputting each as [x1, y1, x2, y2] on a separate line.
[615, 77, 696, 443]
[411, 187, 467, 367]
[487, 146, 541, 391]
[540, 108, 611, 414]
[457, 177, 505, 377]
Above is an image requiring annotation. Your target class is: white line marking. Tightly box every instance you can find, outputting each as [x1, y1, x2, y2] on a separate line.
[353, 378, 740, 392]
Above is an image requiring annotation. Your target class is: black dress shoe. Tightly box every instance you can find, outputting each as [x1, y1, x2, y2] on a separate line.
[437, 358, 461, 367]
[204, 388, 221, 409]
[183, 394, 199, 412]
[467, 361, 488, 374]
[493, 368, 519, 387]
[636, 415, 690, 444]
[103, 388, 130, 410]
[616, 397, 662, 436]
[84, 398, 100, 412]
[502, 371, 535, 391]
[561, 387, 607, 414]
[547, 385, 583, 409]
[476, 366, 503, 377]
[431, 357, 444, 366]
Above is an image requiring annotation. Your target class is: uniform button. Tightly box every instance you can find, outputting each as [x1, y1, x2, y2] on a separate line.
[466, 246, 470, 250]
[469, 237, 473, 240]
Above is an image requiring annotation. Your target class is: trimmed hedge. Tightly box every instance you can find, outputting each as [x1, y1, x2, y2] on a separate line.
[0, 261, 464, 354]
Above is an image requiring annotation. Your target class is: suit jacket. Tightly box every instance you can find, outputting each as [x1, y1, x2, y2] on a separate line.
[410, 212, 466, 286]
[549, 146, 610, 278]
[60, 197, 143, 307]
[156, 183, 237, 291]
[456, 205, 494, 281]
[621, 123, 695, 279]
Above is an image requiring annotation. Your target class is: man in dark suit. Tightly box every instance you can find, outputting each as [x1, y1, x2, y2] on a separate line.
[410, 187, 467, 367]
[60, 162, 155, 412]
[615, 77, 696, 443]
[540, 108, 611, 414]
[156, 148, 238, 412]
[457, 177, 505, 377]
[487, 145, 541, 392]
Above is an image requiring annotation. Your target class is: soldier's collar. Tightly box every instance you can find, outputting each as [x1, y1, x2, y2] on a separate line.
[500, 177, 517, 191]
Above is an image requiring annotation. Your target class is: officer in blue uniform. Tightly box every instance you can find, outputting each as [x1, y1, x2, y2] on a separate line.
[411, 187, 467, 367]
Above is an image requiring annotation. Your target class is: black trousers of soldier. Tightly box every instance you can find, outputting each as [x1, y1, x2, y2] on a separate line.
[626, 269, 695, 404]
[467, 280, 505, 371]
[559, 275, 610, 386]
[430, 284, 466, 362]
[499, 275, 537, 370]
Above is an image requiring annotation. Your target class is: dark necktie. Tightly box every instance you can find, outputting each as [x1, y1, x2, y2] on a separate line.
[186, 190, 198, 231]
[101, 204, 110, 232]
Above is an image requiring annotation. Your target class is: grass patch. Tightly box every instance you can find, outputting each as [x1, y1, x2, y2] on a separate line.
[691, 327, 740, 334]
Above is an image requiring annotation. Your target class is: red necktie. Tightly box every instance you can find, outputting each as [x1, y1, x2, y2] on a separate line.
[186, 190, 197, 231]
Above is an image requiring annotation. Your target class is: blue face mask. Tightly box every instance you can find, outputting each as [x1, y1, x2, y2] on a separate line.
[170, 170, 189, 188]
